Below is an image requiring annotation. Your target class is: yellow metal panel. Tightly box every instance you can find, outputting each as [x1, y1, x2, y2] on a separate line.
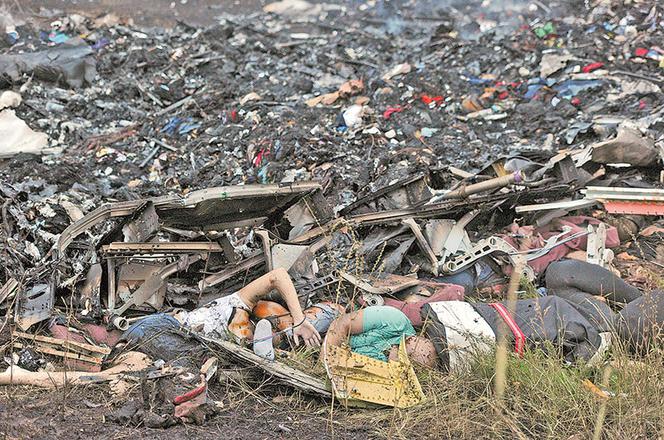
[324, 337, 425, 408]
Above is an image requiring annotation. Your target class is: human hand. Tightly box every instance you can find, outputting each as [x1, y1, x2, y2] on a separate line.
[293, 319, 321, 347]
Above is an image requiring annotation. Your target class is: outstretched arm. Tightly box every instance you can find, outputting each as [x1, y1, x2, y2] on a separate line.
[322, 310, 365, 363]
[324, 310, 365, 347]
[236, 268, 321, 347]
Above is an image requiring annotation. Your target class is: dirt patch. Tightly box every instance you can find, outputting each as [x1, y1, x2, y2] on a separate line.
[0, 384, 371, 440]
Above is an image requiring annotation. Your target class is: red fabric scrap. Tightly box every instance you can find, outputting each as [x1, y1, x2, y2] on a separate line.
[383, 284, 464, 327]
[501, 216, 620, 275]
[571, 97, 581, 106]
[253, 148, 269, 167]
[582, 62, 604, 73]
[421, 94, 444, 106]
[229, 109, 238, 123]
[634, 47, 649, 57]
[383, 106, 404, 120]
[498, 91, 509, 100]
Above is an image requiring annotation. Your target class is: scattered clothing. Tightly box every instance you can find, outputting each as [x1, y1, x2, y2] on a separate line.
[384, 285, 464, 327]
[350, 306, 415, 361]
[423, 260, 648, 371]
[502, 216, 620, 275]
[183, 292, 249, 338]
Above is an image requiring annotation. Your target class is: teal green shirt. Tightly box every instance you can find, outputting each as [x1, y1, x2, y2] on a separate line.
[349, 306, 415, 361]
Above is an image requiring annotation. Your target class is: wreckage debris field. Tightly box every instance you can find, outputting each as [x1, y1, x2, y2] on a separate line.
[2, 0, 664, 438]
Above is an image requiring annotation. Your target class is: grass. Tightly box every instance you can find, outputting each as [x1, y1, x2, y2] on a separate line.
[329, 342, 664, 439]
[235, 325, 664, 439]
[330, 348, 664, 439]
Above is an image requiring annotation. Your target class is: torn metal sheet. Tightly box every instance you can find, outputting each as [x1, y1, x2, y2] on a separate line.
[285, 246, 317, 279]
[402, 218, 439, 275]
[80, 262, 102, 314]
[59, 199, 85, 222]
[339, 272, 420, 295]
[111, 254, 204, 320]
[201, 334, 331, 397]
[359, 224, 410, 256]
[293, 274, 339, 300]
[101, 242, 223, 255]
[381, 236, 416, 274]
[161, 226, 204, 239]
[283, 190, 334, 240]
[199, 253, 265, 290]
[16, 284, 54, 331]
[56, 199, 156, 255]
[551, 154, 589, 187]
[590, 126, 658, 167]
[294, 186, 569, 244]
[115, 261, 168, 311]
[57, 182, 322, 255]
[253, 231, 318, 280]
[272, 244, 309, 271]
[585, 186, 664, 215]
[424, 219, 456, 256]
[218, 234, 240, 265]
[158, 181, 322, 229]
[122, 202, 159, 242]
[440, 210, 478, 265]
[340, 174, 432, 216]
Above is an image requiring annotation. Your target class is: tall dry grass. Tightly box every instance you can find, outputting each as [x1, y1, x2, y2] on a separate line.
[336, 343, 664, 439]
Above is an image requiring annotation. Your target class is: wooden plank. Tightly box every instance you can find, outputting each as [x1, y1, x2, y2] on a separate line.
[13, 342, 102, 365]
[13, 331, 111, 355]
[0, 278, 18, 305]
[200, 335, 331, 397]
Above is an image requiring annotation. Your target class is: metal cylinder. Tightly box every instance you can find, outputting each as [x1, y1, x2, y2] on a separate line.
[110, 315, 129, 331]
[442, 171, 523, 200]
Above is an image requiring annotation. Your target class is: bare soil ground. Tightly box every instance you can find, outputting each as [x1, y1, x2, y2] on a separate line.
[0, 384, 371, 440]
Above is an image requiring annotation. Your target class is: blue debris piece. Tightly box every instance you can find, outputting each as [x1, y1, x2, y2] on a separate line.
[46, 31, 70, 44]
[160, 117, 201, 136]
[553, 79, 603, 99]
